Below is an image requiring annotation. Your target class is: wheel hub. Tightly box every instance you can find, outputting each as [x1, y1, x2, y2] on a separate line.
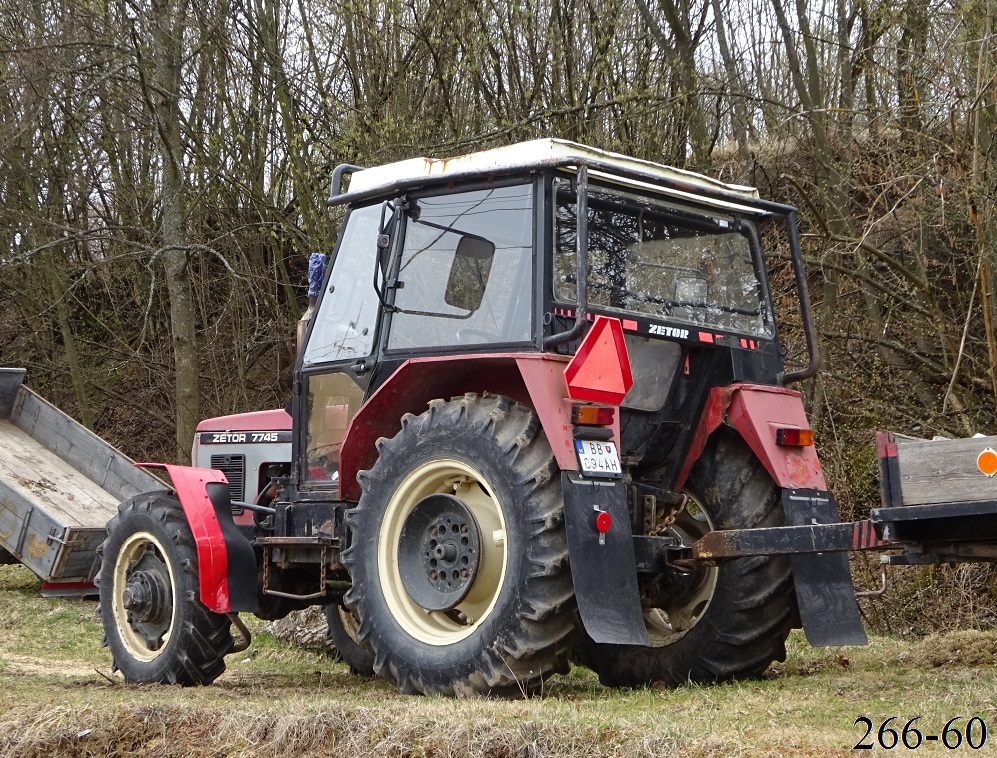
[122, 570, 168, 623]
[120, 554, 173, 649]
[397, 493, 481, 611]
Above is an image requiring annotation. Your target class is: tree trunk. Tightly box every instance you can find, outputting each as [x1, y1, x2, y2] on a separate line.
[148, 0, 199, 463]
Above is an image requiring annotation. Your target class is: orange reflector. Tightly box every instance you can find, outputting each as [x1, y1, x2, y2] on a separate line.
[572, 404, 615, 426]
[978, 448, 997, 477]
[595, 511, 612, 534]
[776, 427, 814, 447]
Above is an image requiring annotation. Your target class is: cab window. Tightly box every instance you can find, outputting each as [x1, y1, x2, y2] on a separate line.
[302, 203, 382, 365]
[387, 184, 534, 351]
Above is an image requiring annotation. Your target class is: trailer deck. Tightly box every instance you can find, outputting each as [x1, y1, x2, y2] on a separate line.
[0, 369, 163, 590]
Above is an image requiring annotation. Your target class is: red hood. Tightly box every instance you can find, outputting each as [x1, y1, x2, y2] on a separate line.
[196, 408, 291, 432]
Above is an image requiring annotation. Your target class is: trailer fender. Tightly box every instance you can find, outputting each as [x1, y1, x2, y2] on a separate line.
[676, 384, 826, 491]
[137, 464, 258, 614]
[561, 472, 649, 645]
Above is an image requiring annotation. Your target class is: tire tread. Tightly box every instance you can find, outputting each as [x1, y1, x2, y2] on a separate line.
[97, 493, 232, 686]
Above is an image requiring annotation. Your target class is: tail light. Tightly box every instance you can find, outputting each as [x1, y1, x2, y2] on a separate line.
[776, 427, 815, 447]
[572, 404, 615, 426]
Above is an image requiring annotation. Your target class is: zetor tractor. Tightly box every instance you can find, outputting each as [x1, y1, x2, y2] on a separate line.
[97, 140, 884, 694]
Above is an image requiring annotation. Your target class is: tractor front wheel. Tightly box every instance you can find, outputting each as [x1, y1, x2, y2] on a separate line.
[343, 394, 577, 696]
[98, 493, 233, 685]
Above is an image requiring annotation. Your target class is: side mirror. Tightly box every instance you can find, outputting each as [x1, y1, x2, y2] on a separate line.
[455, 235, 495, 261]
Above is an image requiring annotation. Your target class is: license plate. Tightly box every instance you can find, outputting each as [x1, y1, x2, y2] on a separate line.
[575, 439, 622, 478]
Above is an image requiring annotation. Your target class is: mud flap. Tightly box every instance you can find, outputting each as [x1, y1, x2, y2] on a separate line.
[784, 488, 867, 646]
[562, 473, 649, 645]
[205, 482, 260, 613]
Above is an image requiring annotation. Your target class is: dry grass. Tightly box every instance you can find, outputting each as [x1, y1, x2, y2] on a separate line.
[2, 565, 997, 757]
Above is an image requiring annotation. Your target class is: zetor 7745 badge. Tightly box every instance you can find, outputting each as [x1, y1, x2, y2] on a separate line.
[199, 431, 292, 444]
[575, 439, 623, 478]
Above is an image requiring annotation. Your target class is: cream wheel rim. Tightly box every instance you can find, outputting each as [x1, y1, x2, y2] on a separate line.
[111, 530, 177, 662]
[338, 605, 362, 643]
[645, 494, 719, 646]
[377, 459, 508, 646]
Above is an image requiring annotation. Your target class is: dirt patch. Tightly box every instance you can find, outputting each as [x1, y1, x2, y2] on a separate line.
[1, 654, 97, 678]
[902, 629, 997, 668]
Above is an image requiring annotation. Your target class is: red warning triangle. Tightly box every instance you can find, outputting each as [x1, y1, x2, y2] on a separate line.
[564, 316, 633, 405]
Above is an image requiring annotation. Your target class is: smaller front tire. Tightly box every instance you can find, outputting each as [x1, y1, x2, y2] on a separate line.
[98, 493, 233, 685]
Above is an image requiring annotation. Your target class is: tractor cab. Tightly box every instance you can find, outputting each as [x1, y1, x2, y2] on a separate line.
[295, 139, 810, 500]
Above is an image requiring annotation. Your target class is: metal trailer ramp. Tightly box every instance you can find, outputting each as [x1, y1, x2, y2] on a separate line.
[0, 368, 164, 591]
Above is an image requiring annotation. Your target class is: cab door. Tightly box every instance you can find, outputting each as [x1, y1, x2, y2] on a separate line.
[296, 202, 386, 491]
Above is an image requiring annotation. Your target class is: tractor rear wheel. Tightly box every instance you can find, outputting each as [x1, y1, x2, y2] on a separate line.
[586, 427, 794, 687]
[97, 493, 233, 685]
[323, 602, 374, 676]
[342, 394, 577, 696]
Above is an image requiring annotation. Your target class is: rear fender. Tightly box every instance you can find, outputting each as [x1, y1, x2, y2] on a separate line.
[677, 389, 861, 646]
[676, 384, 826, 491]
[137, 464, 259, 614]
[339, 353, 585, 501]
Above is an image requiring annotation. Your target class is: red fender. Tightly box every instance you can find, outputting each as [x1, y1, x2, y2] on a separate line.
[338, 353, 591, 501]
[676, 384, 827, 491]
[137, 464, 231, 612]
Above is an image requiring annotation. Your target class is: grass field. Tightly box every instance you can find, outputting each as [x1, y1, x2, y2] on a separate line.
[2, 563, 996, 757]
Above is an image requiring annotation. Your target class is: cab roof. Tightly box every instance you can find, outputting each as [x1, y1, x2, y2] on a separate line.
[333, 139, 770, 216]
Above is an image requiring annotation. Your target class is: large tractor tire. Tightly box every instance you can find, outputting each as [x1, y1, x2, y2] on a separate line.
[323, 602, 375, 676]
[342, 394, 577, 696]
[97, 493, 233, 686]
[587, 427, 794, 687]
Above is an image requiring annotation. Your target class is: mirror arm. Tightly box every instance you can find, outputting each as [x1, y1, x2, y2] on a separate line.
[411, 217, 493, 248]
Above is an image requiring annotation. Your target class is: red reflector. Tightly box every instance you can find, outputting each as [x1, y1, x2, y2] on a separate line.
[776, 427, 814, 447]
[572, 405, 615, 426]
[564, 315, 634, 405]
[595, 511, 612, 533]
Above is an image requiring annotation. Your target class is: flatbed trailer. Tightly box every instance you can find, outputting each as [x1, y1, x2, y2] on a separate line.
[0, 368, 163, 594]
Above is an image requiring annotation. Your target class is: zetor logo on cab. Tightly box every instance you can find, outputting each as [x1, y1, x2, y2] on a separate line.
[649, 324, 689, 339]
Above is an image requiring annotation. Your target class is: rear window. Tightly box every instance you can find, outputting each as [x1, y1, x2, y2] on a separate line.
[554, 182, 773, 338]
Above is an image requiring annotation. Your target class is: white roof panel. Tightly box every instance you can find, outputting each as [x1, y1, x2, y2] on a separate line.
[344, 139, 762, 213]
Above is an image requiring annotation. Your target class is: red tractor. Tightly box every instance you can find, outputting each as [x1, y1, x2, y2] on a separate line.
[98, 139, 997, 695]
